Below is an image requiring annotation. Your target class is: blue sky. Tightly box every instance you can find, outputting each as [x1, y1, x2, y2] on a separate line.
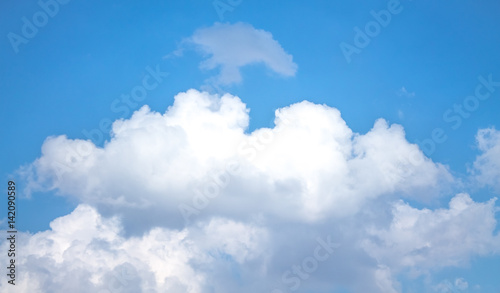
[1, 0, 500, 292]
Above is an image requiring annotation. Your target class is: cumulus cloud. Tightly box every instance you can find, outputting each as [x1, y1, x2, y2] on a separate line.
[13, 89, 500, 292]
[184, 22, 297, 86]
[21, 89, 452, 228]
[471, 128, 500, 192]
[362, 193, 500, 274]
[3, 196, 498, 293]
[0, 205, 269, 293]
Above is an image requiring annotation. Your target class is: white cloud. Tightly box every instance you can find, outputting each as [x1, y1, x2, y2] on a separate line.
[454, 278, 469, 290]
[433, 278, 469, 292]
[471, 127, 500, 192]
[4, 195, 498, 293]
[362, 193, 500, 274]
[185, 22, 297, 86]
[374, 265, 400, 293]
[13, 89, 500, 293]
[21, 89, 452, 226]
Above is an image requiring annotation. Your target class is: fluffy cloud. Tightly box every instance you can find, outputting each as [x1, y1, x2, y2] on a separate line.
[21, 89, 452, 227]
[3, 196, 498, 293]
[471, 128, 500, 192]
[0, 205, 268, 293]
[13, 89, 500, 292]
[362, 193, 500, 274]
[184, 22, 297, 86]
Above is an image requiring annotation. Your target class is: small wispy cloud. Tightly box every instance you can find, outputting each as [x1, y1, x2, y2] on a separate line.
[397, 109, 404, 119]
[172, 22, 297, 88]
[433, 277, 469, 292]
[397, 86, 415, 98]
